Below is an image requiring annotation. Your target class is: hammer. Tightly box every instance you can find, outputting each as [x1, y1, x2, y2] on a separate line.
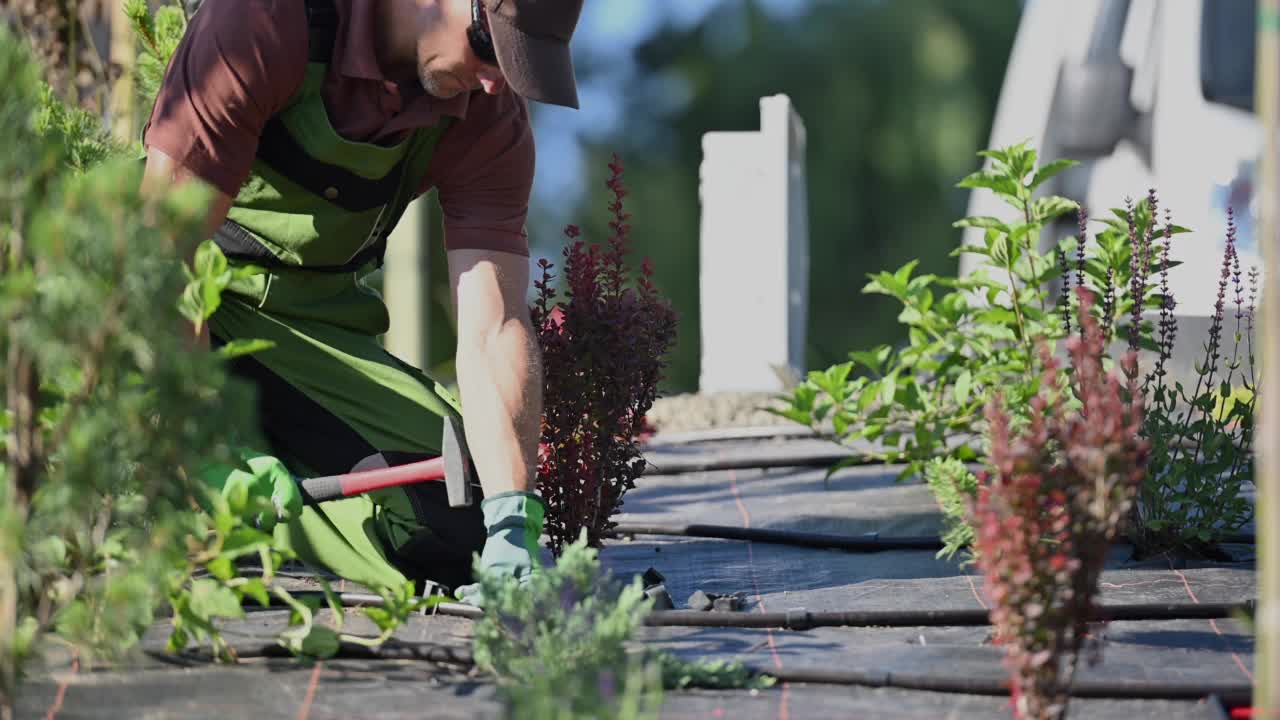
[296, 415, 476, 507]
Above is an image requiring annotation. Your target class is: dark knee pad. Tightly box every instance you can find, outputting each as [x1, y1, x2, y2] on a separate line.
[388, 480, 487, 593]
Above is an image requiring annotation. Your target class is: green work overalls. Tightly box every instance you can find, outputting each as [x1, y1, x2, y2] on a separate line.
[201, 0, 483, 593]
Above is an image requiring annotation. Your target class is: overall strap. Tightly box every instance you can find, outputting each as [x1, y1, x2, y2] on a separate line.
[214, 0, 443, 274]
[304, 0, 339, 62]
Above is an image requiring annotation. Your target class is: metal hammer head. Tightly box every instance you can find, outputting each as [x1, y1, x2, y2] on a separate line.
[442, 415, 476, 507]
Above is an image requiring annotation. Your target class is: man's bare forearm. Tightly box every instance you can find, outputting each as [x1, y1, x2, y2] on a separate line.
[454, 312, 543, 495]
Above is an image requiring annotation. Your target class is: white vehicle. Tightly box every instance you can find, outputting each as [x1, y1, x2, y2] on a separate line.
[964, 0, 1263, 381]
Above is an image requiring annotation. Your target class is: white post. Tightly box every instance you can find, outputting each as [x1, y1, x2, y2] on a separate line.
[698, 94, 809, 393]
[383, 197, 429, 368]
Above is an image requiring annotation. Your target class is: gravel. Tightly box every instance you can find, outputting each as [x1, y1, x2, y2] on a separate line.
[646, 391, 800, 434]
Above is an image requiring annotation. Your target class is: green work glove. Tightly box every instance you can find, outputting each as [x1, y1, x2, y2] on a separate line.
[196, 450, 302, 532]
[455, 491, 546, 607]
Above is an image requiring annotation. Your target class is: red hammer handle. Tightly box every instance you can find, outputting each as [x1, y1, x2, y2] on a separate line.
[299, 456, 446, 504]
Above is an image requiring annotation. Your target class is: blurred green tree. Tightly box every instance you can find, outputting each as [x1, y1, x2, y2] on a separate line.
[551, 0, 1020, 392]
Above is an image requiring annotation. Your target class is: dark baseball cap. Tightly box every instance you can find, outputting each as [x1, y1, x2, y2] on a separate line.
[482, 0, 584, 109]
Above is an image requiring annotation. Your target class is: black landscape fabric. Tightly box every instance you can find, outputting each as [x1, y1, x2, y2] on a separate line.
[18, 436, 1255, 720]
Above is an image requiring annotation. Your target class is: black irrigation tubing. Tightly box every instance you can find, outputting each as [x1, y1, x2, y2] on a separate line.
[610, 522, 944, 552]
[752, 667, 1252, 705]
[641, 450, 867, 475]
[274, 592, 1253, 629]
[253, 590, 487, 620]
[639, 602, 1254, 629]
[150, 641, 1252, 704]
[148, 640, 476, 667]
[610, 522, 1258, 552]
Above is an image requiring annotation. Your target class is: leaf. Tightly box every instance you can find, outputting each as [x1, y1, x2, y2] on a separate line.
[957, 168, 1019, 197]
[193, 240, 229, 279]
[974, 307, 1017, 326]
[849, 345, 892, 375]
[832, 412, 849, 437]
[205, 556, 235, 582]
[953, 216, 1009, 232]
[189, 579, 244, 620]
[809, 362, 853, 401]
[230, 263, 267, 281]
[240, 578, 270, 608]
[879, 370, 900, 406]
[898, 306, 924, 326]
[223, 527, 273, 556]
[1031, 196, 1080, 223]
[1029, 159, 1079, 192]
[822, 456, 865, 485]
[864, 262, 916, 299]
[789, 384, 817, 414]
[30, 536, 68, 568]
[950, 245, 992, 258]
[216, 338, 276, 359]
[955, 370, 973, 406]
[990, 233, 1011, 266]
[300, 626, 340, 659]
[200, 278, 223, 320]
[894, 260, 921, 287]
[364, 607, 395, 632]
[166, 625, 190, 653]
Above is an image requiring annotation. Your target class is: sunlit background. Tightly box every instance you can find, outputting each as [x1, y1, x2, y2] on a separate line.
[11, 0, 1265, 394]
[523, 0, 1023, 392]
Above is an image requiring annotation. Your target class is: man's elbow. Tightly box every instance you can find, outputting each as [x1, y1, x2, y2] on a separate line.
[141, 149, 234, 238]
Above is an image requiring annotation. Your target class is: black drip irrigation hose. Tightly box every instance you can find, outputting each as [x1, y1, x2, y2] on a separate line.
[147, 639, 476, 667]
[149, 639, 1252, 705]
[753, 667, 1251, 705]
[639, 602, 1254, 629]
[611, 522, 943, 552]
[641, 450, 861, 476]
[273, 592, 1253, 629]
[610, 521, 1258, 552]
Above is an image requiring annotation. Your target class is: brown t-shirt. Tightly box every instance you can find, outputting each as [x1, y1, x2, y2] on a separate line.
[143, 0, 534, 256]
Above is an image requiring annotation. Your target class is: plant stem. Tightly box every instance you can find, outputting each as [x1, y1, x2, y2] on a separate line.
[1023, 203, 1048, 315]
[1002, 252, 1033, 376]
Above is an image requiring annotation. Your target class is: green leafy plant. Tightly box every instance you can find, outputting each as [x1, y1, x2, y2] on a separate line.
[1126, 208, 1258, 556]
[772, 143, 1103, 483]
[775, 141, 1257, 560]
[0, 23, 259, 716]
[471, 533, 772, 719]
[0, 20, 432, 719]
[974, 289, 1149, 720]
[472, 534, 664, 720]
[161, 485, 435, 663]
[923, 457, 979, 563]
[533, 156, 678, 554]
[657, 654, 775, 691]
[123, 0, 190, 112]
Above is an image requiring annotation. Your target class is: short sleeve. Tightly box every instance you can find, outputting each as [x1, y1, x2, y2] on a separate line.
[423, 91, 535, 257]
[142, 0, 309, 196]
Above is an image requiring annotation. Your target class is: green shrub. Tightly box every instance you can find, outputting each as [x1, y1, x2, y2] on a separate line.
[775, 140, 1255, 558]
[472, 535, 663, 720]
[924, 457, 979, 563]
[0, 22, 254, 712]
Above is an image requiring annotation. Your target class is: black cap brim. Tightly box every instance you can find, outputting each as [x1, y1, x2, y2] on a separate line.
[487, 11, 579, 109]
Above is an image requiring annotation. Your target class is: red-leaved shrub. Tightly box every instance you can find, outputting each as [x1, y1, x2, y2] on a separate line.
[532, 155, 678, 555]
[973, 288, 1150, 720]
